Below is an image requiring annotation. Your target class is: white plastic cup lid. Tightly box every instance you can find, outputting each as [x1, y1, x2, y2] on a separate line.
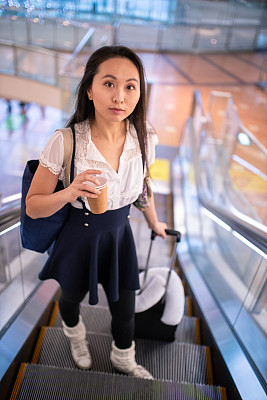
[84, 176, 107, 189]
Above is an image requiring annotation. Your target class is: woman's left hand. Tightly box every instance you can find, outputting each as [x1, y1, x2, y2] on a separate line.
[150, 221, 168, 239]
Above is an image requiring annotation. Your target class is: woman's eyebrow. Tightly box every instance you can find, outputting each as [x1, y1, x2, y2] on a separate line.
[101, 74, 139, 82]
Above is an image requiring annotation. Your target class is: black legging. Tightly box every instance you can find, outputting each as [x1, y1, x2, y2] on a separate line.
[59, 288, 135, 349]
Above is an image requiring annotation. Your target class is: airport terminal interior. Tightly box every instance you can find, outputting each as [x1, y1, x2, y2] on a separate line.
[0, 1, 266, 399]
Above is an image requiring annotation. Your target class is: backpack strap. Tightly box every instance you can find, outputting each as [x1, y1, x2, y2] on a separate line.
[56, 125, 86, 210]
[56, 126, 74, 187]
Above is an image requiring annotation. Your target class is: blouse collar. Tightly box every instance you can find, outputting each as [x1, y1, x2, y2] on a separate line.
[75, 119, 140, 164]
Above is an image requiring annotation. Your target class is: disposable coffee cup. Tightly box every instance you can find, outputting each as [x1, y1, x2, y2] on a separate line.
[86, 177, 108, 214]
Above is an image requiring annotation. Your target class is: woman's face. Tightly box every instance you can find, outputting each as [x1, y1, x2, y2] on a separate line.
[88, 57, 141, 124]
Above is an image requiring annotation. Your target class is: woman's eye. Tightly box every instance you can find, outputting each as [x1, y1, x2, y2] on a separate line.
[104, 82, 114, 88]
[127, 84, 135, 91]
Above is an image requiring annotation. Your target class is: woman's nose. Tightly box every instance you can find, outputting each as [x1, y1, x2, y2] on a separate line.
[113, 89, 124, 104]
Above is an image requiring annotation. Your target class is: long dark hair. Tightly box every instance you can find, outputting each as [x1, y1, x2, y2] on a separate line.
[66, 45, 148, 169]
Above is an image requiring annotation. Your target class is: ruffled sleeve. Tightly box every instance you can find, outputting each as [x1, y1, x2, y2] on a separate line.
[146, 121, 159, 168]
[39, 130, 64, 175]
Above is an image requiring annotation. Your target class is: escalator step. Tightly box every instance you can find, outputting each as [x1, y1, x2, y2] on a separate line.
[53, 305, 111, 333]
[53, 304, 199, 344]
[35, 328, 212, 384]
[12, 363, 225, 400]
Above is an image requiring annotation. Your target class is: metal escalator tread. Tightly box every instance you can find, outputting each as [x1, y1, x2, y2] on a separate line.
[53, 303, 199, 344]
[36, 328, 211, 384]
[14, 363, 225, 400]
[53, 304, 111, 333]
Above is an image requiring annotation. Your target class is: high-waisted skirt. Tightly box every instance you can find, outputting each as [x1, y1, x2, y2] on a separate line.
[38, 205, 140, 305]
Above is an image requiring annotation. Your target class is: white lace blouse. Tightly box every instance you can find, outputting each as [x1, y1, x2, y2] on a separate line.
[40, 119, 158, 211]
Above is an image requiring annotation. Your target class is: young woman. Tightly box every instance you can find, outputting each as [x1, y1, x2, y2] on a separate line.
[26, 45, 167, 379]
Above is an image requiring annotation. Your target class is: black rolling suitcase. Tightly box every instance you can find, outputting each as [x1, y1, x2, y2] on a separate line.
[135, 229, 184, 342]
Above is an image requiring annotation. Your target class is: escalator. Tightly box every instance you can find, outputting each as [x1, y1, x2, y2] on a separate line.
[9, 285, 226, 399]
[2, 197, 227, 400]
[1, 90, 266, 399]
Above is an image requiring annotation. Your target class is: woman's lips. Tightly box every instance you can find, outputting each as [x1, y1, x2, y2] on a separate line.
[109, 108, 124, 114]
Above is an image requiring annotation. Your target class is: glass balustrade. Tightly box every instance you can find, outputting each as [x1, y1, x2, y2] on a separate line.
[194, 90, 267, 228]
[0, 217, 48, 336]
[230, 134, 267, 225]
[179, 89, 267, 385]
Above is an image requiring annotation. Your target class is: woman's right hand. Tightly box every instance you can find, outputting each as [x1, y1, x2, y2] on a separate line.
[26, 167, 103, 219]
[64, 169, 103, 202]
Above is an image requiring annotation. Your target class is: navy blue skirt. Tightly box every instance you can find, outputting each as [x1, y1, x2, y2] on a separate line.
[39, 205, 140, 305]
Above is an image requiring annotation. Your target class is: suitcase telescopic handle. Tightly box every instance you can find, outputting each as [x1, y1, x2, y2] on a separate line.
[141, 229, 182, 289]
[151, 229, 181, 242]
